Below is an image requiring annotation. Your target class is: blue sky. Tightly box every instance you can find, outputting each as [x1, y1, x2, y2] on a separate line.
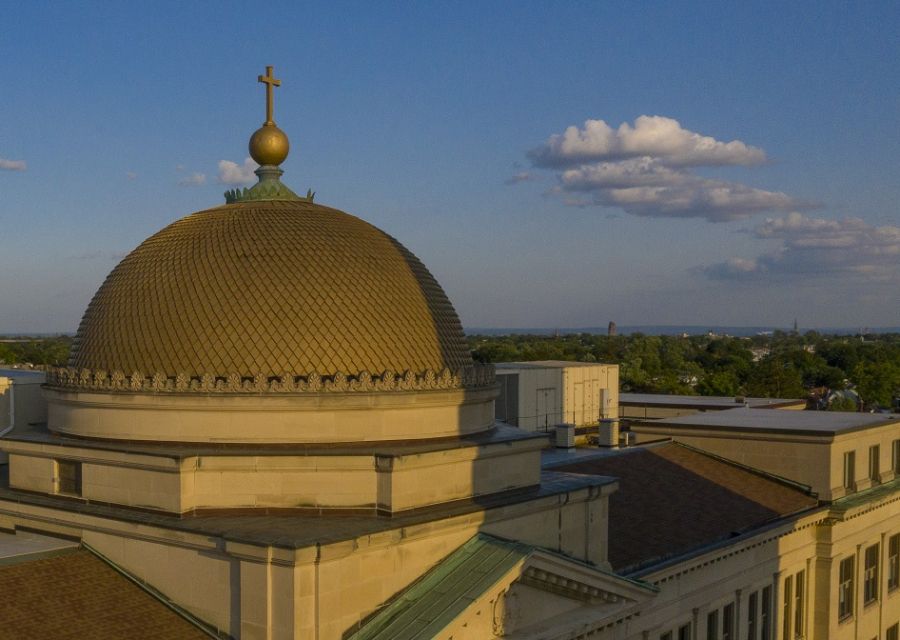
[1, 2, 898, 332]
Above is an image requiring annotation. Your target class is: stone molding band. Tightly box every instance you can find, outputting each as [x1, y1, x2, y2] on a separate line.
[46, 364, 496, 394]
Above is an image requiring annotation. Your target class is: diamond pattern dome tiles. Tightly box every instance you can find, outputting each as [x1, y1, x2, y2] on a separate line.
[69, 200, 473, 380]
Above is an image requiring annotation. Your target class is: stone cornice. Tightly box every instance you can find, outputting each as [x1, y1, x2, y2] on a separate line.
[521, 566, 630, 604]
[45, 364, 496, 394]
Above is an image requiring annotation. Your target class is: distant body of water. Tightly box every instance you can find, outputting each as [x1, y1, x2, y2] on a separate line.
[465, 325, 900, 337]
[3, 327, 899, 339]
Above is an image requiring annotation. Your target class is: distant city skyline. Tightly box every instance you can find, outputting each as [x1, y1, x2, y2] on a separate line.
[1, 2, 898, 332]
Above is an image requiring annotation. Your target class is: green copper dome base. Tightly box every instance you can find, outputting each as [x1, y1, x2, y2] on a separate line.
[224, 165, 314, 204]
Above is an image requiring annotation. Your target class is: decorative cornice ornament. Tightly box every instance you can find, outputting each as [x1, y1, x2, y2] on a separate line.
[45, 364, 496, 394]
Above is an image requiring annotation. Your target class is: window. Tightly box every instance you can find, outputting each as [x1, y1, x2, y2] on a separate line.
[722, 603, 734, 640]
[706, 610, 718, 640]
[747, 591, 758, 640]
[760, 586, 771, 640]
[893, 439, 900, 476]
[783, 575, 793, 639]
[56, 460, 82, 496]
[886, 623, 898, 640]
[864, 544, 879, 604]
[678, 623, 691, 640]
[889, 533, 900, 591]
[838, 556, 854, 620]
[661, 632, 673, 640]
[843, 451, 856, 490]
[869, 445, 881, 484]
[793, 570, 804, 638]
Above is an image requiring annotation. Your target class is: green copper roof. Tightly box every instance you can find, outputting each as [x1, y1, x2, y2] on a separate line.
[349, 534, 530, 640]
[831, 476, 900, 515]
[224, 165, 313, 204]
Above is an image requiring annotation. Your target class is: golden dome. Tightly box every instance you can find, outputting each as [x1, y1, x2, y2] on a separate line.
[249, 124, 290, 166]
[68, 199, 473, 381]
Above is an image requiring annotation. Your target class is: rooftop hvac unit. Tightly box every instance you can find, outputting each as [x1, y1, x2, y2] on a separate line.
[555, 423, 575, 449]
[598, 418, 620, 448]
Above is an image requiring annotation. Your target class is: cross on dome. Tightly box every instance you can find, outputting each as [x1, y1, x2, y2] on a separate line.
[258, 65, 281, 125]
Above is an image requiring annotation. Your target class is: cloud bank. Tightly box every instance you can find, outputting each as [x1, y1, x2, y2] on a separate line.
[178, 172, 207, 187]
[218, 157, 258, 185]
[0, 157, 27, 171]
[700, 212, 900, 282]
[525, 116, 806, 222]
[529, 115, 766, 168]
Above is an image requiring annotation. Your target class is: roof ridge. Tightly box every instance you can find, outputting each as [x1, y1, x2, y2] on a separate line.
[670, 441, 816, 497]
[348, 533, 531, 640]
[82, 542, 227, 639]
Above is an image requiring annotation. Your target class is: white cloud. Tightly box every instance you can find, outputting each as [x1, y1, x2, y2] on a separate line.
[556, 156, 801, 222]
[218, 157, 259, 185]
[0, 157, 27, 171]
[560, 157, 684, 189]
[178, 172, 207, 187]
[525, 116, 802, 222]
[700, 213, 900, 282]
[529, 116, 766, 168]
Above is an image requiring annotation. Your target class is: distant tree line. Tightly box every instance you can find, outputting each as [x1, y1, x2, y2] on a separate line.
[0, 336, 72, 368]
[469, 331, 900, 411]
[4, 333, 898, 411]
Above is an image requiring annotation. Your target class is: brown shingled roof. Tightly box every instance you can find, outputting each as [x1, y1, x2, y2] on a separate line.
[0, 549, 210, 639]
[555, 442, 818, 572]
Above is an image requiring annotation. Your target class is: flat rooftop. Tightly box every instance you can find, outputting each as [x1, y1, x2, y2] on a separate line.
[620, 393, 804, 409]
[638, 407, 900, 437]
[496, 360, 608, 370]
[0, 368, 46, 382]
[0, 529, 78, 565]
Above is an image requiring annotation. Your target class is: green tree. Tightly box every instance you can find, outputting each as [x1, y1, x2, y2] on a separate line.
[745, 356, 806, 398]
[827, 396, 858, 412]
[697, 370, 741, 396]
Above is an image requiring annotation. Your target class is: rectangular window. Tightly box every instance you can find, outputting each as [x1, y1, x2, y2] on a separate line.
[886, 622, 898, 640]
[747, 591, 758, 640]
[678, 623, 691, 640]
[722, 603, 734, 640]
[889, 533, 900, 591]
[843, 451, 856, 490]
[783, 575, 793, 640]
[869, 445, 880, 484]
[760, 586, 771, 640]
[893, 439, 900, 475]
[864, 544, 879, 604]
[661, 632, 673, 640]
[793, 570, 804, 638]
[838, 556, 854, 620]
[56, 460, 82, 496]
[707, 610, 719, 640]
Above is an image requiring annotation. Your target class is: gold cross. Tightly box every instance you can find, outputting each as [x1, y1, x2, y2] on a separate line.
[258, 65, 281, 125]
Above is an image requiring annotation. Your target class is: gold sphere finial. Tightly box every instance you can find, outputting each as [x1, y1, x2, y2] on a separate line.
[249, 66, 290, 166]
[250, 125, 290, 166]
